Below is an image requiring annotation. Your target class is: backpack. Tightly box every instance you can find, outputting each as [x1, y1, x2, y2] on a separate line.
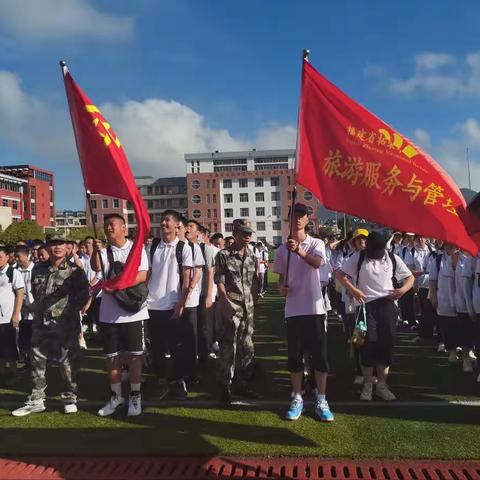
[149, 238, 195, 287]
[356, 250, 400, 289]
[106, 246, 149, 313]
[5, 266, 14, 284]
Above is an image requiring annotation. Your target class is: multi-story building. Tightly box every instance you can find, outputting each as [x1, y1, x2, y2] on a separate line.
[85, 194, 129, 233]
[0, 173, 27, 226]
[127, 176, 188, 237]
[55, 210, 87, 235]
[0, 165, 55, 227]
[185, 149, 320, 245]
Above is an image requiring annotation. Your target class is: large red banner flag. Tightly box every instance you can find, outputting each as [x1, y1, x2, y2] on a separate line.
[61, 62, 151, 290]
[297, 59, 478, 255]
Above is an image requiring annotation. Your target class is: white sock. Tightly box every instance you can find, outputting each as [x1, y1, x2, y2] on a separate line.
[130, 383, 141, 394]
[110, 383, 122, 397]
[292, 393, 303, 402]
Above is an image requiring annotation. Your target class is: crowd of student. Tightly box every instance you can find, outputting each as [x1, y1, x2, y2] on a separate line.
[0, 205, 478, 423]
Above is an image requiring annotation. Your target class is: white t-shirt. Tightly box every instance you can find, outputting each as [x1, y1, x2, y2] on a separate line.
[0, 264, 25, 325]
[473, 255, 480, 314]
[428, 253, 456, 317]
[403, 245, 433, 290]
[273, 235, 326, 318]
[459, 254, 474, 315]
[201, 244, 219, 302]
[255, 249, 268, 275]
[147, 238, 193, 311]
[17, 262, 35, 321]
[340, 251, 412, 304]
[98, 240, 149, 324]
[185, 243, 205, 308]
[319, 246, 333, 283]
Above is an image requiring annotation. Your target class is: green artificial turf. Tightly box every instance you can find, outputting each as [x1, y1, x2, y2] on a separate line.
[1, 284, 480, 459]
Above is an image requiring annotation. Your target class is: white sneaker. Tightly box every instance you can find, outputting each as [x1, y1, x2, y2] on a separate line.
[463, 358, 474, 373]
[353, 375, 364, 385]
[92, 324, 98, 333]
[12, 399, 46, 417]
[467, 350, 477, 361]
[208, 352, 217, 359]
[375, 383, 396, 401]
[212, 341, 220, 353]
[127, 393, 142, 416]
[448, 350, 458, 363]
[360, 383, 373, 401]
[79, 336, 87, 350]
[437, 343, 446, 353]
[64, 403, 78, 414]
[97, 395, 125, 417]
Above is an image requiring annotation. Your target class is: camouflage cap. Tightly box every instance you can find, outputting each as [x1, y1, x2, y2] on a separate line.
[233, 218, 255, 234]
[47, 234, 66, 243]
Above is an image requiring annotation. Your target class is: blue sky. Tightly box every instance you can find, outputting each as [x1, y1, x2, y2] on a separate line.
[1, 0, 480, 209]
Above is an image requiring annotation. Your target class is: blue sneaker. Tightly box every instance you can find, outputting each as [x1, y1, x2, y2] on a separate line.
[315, 399, 334, 422]
[285, 397, 304, 420]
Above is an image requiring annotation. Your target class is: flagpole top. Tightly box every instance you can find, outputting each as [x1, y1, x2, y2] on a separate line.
[303, 49, 310, 62]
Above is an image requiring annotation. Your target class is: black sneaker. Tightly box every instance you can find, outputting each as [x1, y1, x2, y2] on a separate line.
[218, 385, 232, 408]
[169, 379, 188, 399]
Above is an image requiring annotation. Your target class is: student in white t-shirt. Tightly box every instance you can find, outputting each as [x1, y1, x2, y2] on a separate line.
[337, 231, 414, 401]
[273, 203, 333, 422]
[91, 214, 149, 417]
[255, 242, 268, 297]
[14, 245, 35, 367]
[0, 246, 25, 379]
[146, 211, 194, 399]
[428, 243, 459, 363]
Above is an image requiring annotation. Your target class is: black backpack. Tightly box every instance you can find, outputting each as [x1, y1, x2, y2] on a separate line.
[106, 246, 149, 313]
[356, 250, 400, 289]
[149, 238, 195, 287]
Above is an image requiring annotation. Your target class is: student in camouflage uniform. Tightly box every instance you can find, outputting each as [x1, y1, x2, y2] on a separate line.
[12, 235, 90, 417]
[215, 218, 259, 407]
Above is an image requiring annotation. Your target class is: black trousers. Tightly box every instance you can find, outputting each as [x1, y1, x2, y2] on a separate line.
[18, 320, 33, 362]
[399, 288, 415, 325]
[417, 288, 435, 338]
[440, 313, 474, 351]
[148, 308, 197, 381]
[360, 298, 398, 367]
[197, 297, 215, 363]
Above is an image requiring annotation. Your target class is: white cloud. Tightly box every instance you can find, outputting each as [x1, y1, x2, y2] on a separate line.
[0, 69, 297, 207]
[366, 52, 480, 97]
[0, 0, 134, 43]
[413, 128, 431, 150]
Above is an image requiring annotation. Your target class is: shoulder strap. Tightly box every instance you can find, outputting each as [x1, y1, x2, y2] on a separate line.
[436, 252, 443, 274]
[6, 266, 14, 284]
[106, 246, 114, 279]
[427, 244, 434, 254]
[410, 247, 415, 257]
[355, 250, 366, 286]
[388, 251, 397, 277]
[149, 237, 162, 264]
[200, 243, 206, 262]
[402, 246, 408, 259]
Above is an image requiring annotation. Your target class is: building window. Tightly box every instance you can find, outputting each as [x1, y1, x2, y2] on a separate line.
[213, 209, 217, 218]
[307, 206, 313, 216]
[239, 193, 249, 202]
[240, 208, 249, 217]
[273, 221, 282, 231]
[287, 176, 291, 185]
[239, 178, 248, 188]
[271, 192, 281, 201]
[90, 199, 97, 209]
[255, 178, 264, 187]
[192, 209, 201, 219]
[256, 207, 265, 216]
[206, 179, 210, 189]
[273, 236, 282, 246]
[192, 179, 201, 190]
[272, 206, 281, 216]
[31, 185, 36, 198]
[102, 199, 109, 209]
[31, 202, 36, 215]
[255, 192, 264, 202]
[223, 179, 232, 188]
[12, 200, 18, 210]
[271, 177, 280, 187]
[224, 208, 233, 218]
[225, 223, 234, 232]
[212, 194, 216, 203]
[212, 179, 216, 188]
[207, 194, 211, 204]
[192, 195, 201, 204]
[304, 190, 313, 201]
[93, 214, 98, 223]
[256, 222, 266, 231]
[113, 199, 120, 208]
[224, 194, 233, 203]
[2, 199, 8, 207]
[207, 209, 211, 218]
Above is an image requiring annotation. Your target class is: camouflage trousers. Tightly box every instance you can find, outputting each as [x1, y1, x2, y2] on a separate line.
[30, 323, 80, 404]
[217, 298, 254, 387]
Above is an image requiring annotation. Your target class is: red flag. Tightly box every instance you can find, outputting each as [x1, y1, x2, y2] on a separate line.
[61, 62, 150, 290]
[297, 60, 478, 255]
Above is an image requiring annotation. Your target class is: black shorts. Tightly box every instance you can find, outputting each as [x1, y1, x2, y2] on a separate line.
[286, 314, 329, 373]
[99, 321, 145, 358]
[0, 323, 18, 361]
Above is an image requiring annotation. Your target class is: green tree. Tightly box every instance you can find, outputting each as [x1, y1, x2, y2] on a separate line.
[0, 220, 44, 245]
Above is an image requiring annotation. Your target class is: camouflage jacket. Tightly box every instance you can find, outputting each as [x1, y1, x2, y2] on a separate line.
[215, 247, 257, 304]
[31, 259, 89, 326]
